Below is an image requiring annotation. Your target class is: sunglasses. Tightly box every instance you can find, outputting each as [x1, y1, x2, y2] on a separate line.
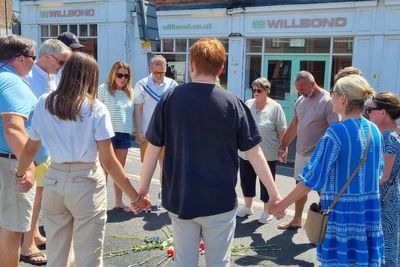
[50, 54, 65, 66]
[365, 106, 382, 114]
[330, 90, 341, 96]
[116, 73, 130, 79]
[252, 89, 264, 94]
[18, 54, 36, 61]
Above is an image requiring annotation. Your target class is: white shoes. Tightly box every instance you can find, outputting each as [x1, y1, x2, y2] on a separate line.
[258, 211, 273, 224]
[236, 206, 254, 217]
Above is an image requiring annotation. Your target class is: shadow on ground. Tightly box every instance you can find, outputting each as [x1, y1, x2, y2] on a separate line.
[234, 217, 315, 266]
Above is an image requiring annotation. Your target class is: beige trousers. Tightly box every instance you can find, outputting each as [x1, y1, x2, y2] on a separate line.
[42, 162, 107, 267]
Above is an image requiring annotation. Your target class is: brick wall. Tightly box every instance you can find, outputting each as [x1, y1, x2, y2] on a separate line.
[0, 0, 13, 36]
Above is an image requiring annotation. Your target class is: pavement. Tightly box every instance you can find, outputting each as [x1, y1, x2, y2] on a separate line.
[21, 147, 320, 266]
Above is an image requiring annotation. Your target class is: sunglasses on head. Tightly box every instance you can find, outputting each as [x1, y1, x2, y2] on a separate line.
[116, 73, 130, 79]
[252, 89, 264, 94]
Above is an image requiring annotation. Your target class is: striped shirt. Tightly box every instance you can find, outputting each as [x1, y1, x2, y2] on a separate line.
[98, 83, 134, 134]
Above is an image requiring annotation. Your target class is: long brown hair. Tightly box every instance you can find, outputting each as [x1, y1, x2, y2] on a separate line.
[107, 60, 133, 99]
[46, 52, 99, 121]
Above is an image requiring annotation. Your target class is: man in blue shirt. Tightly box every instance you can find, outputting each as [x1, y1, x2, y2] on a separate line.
[0, 35, 46, 266]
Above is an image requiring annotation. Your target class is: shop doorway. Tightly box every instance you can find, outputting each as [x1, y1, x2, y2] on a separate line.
[263, 55, 330, 122]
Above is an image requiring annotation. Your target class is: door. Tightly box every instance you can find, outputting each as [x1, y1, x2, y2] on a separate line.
[264, 55, 330, 123]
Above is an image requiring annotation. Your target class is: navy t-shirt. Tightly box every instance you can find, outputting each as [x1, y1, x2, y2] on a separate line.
[146, 82, 262, 219]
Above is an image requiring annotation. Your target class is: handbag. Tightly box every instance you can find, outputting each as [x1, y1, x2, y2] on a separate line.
[304, 122, 371, 244]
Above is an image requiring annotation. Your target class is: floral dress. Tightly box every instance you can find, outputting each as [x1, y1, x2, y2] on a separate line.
[379, 130, 400, 267]
[299, 118, 385, 267]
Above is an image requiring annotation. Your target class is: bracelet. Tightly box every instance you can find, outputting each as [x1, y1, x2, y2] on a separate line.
[131, 195, 142, 205]
[15, 173, 25, 178]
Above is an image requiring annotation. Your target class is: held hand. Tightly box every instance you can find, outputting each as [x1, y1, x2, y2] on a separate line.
[278, 148, 288, 163]
[266, 199, 286, 220]
[16, 171, 35, 192]
[130, 195, 152, 214]
[135, 132, 146, 145]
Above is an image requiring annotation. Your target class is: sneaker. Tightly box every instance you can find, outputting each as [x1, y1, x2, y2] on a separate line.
[258, 211, 273, 224]
[236, 206, 254, 217]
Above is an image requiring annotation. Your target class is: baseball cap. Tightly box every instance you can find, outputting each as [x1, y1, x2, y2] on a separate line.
[57, 32, 85, 50]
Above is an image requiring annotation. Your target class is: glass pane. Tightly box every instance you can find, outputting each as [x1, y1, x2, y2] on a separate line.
[50, 25, 58, 37]
[244, 55, 262, 99]
[267, 60, 292, 100]
[300, 60, 326, 87]
[69, 25, 78, 35]
[89, 24, 97, 36]
[246, 38, 262, 53]
[60, 25, 68, 34]
[79, 24, 88, 37]
[163, 39, 173, 52]
[40, 25, 49, 37]
[330, 55, 352, 88]
[219, 38, 229, 53]
[79, 38, 97, 60]
[265, 38, 330, 53]
[162, 54, 187, 84]
[219, 60, 228, 89]
[175, 39, 186, 52]
[189, 39, 197, 48]
[333, 38, 353, 53]
[154, 41, 161, 52]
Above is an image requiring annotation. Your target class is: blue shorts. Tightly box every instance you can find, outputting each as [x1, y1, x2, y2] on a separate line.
[111, 132, 132, 149]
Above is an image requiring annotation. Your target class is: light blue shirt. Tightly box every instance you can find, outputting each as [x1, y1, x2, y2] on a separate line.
[0, 65, 49, 164]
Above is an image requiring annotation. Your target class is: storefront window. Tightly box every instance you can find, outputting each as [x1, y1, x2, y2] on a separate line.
[40, 24, 98, 60]
[175, 39, 186, 52]
[333, 37, 353, 53]
[331, 55, 353, 87]
[162, 39, 173, 52]
[265, 38, 330, 53]
[156, 38, 229, 87]
[246, 38, 263, 53]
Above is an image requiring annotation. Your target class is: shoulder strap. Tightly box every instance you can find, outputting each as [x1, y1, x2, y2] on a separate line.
[326, 122, 372, 214]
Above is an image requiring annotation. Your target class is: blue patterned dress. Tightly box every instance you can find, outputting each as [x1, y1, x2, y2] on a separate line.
[299, 118, 385, 267]
[379, 130, 400, 267]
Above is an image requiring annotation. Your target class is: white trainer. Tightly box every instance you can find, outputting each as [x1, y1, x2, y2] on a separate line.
[258, 211, 273, 224]
[236, 206, 254, 217]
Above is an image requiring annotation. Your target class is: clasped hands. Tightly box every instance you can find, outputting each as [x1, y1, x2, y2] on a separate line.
[266, 197, 287, 220]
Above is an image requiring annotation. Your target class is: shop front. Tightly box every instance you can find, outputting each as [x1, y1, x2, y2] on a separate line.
[20, 0, 400, 117]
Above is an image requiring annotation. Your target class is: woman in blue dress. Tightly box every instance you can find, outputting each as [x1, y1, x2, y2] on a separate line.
[367, 92, 400, 267]
[269, 74, 385, 266]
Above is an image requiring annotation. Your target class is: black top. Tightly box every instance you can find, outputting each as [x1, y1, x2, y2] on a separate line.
[147, 82, 262, 219]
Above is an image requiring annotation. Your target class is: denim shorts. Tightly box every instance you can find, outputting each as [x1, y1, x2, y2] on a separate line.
[111, 132, 132, 149]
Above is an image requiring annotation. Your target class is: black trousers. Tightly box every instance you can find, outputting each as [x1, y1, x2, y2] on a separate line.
[239, 158, 276, 203]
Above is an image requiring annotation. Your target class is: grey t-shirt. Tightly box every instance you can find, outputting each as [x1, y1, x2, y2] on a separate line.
[239, 98, 287, 161]
[295, 90, 339, 157]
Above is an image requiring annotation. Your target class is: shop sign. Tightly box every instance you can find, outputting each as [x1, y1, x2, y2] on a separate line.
[252, 17, 347, 29]
[162, 23, 213, 31]
[40, 9, 95, 18]
[141, 41, 152, 54]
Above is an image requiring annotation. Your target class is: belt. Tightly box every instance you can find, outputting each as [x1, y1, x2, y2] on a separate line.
[0, 153, 17, 160]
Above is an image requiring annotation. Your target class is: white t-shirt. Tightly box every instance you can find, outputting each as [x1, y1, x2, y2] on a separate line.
[30, 94, 114, 163]
[133, 75, 178, 134]
[25, 64, 57, 98]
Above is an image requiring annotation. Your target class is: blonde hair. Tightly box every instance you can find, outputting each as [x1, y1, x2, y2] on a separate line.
[334, 66, 362, 83]
[252, 77, 271, 93]
[150, 55, 167, 68]
[334, 74, 374, 114]
[189, 38, 226, 76]
[107, 60, 133, 100]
